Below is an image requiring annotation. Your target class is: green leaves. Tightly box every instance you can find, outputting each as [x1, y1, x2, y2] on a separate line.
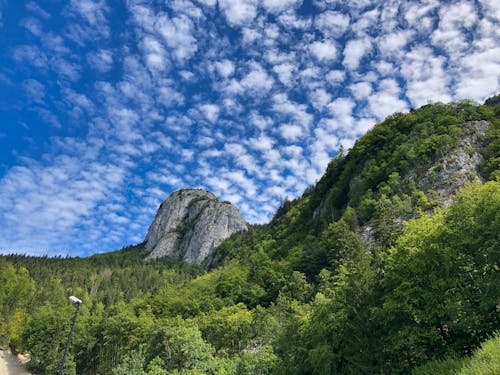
[382, 181, 500, 369]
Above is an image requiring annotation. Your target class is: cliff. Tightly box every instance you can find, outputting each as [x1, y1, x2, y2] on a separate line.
[144, 189, 248, 264]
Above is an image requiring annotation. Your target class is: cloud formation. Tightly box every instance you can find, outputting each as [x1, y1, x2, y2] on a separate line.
[0, 0, 499, 255]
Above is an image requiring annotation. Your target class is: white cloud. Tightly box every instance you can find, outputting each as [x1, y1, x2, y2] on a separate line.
[374, 60, 395, 76]
[141, 36, 169, 71]
[170, 0, 204, 19]
[69, 0, 108, 27]
[273, 63, 297, 86]
[299, 66, 323, 90]
[156, 84, 185, 108]
[400, 46, 451, 107]
[51, 57, 81, 81]
[431, 1, 478, 55]
[263, 0, 302, 14]
[479, 0, 500, 21]
[279, 124, 304, 141]
[181, 149, 195, 161]
[263, 23, 281, 46]
[343, 38, 371, 70]
[26, 2, 51, 19]
[281, 145, 303, 158]
[222, 169, 257, 197]
[325, 70, 346, 86]
[200, 104, 220, 123]
[42, 33, 70, 55]
[195, 135, 216, 147]
[241, 63, 274, 93]
[249, 112, 273, 130]
[313, 0, 371, 12]
[66, 0, 110, 41]
[310, 40, 337, 62]
[315, 10, 350, 37]
[156, 14, 198, 62]
[21, 17, 43, 36]
[349, 81, 372, 99]
[368, 79, 408, 120]
[35, 108, 62, 128]
[247, 134, 275, 152]
[455, 47, 500, 101]
[12, 45, 48, 68]
[128, 4, 156, 34]
[0, 157, 127, 255]
[327, 97, 355, 128]
[224, 143, 259, 174]
[241, 27, 262, 44]
[403, 1, 438, 29]
[108, 107, 141, 142]
[214, 59, 235, 78]
[310, 148, 332, 176]
[23, 79, 45, 104]
[378, 30, 414, 56]
[265, 49, 296, 65]
[87, 49, 113, 73]
[310, 88, 332, 110]
[277, 10, 312, 29]
[351, 8, 379, 35]
[272, 93, 313, 127]
[205, 175, 231, 196]
[197, 0, 217, 6]
[62, 88, 95, 116]
[219, 0, 258, 26]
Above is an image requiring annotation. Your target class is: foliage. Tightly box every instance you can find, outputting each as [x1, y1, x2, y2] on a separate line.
[413, 332, 500, 375]
[382, 181, 500, 370]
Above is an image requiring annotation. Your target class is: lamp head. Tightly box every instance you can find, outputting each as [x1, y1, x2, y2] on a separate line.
[69, 296, 82, 305]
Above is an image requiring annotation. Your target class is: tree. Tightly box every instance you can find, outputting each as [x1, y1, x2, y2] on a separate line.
[0, 262, 33, 349]
[303, 245, 381, 374]
[161, 319, 215, 373]
[382, 181, 500, 370]
[23, 304, 74, 375]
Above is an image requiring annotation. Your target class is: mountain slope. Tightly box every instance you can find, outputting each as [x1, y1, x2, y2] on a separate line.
[211, 100, 499, 274]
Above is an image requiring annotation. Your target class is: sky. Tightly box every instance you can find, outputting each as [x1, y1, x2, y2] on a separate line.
[0, 0, 499, 257]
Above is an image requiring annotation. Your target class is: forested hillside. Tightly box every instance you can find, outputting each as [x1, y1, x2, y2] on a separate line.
[1, 99, 499, 374]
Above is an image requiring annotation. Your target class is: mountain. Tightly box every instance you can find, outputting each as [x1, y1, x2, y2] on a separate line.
[211, 100, 498, 272]
[144, 189, 248, 265]
[0, 99, 498, 375]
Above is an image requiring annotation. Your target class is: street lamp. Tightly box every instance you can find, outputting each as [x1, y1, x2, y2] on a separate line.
[58, 296, 82, 375]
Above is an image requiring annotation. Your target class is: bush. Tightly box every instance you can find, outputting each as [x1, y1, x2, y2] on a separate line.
[413, 332, 500, 375]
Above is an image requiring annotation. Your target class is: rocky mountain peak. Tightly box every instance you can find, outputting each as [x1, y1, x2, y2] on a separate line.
[144, 189, 248, 265]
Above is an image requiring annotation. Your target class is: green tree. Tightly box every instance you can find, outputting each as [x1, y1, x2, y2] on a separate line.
[23, 304, 74, 374]
[382, 181, 500, 370]
[198, 304, 253, 353]
[0, 262, 33, 348]
[161, 319, 215, 373]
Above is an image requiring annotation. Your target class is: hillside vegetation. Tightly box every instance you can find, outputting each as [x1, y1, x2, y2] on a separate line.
[1, 99, 499, 374]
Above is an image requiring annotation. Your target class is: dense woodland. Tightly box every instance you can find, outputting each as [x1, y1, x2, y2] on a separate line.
[1, 99, 499, 374]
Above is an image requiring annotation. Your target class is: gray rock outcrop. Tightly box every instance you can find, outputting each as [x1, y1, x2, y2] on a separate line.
[360, 120, 489, 246]
[411, 120, 488, 206]
[144, 189, 248, 265]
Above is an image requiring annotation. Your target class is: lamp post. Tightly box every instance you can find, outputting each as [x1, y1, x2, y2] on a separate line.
[58, 296, 82, 375]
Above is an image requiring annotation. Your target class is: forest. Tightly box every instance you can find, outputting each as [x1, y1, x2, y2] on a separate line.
[1, 99, 499, 374]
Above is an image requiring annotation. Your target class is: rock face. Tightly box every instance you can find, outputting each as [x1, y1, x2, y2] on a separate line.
[144, 189, 248, 265]
[360, 120, 489, 246]
[412, 120, 488, 206]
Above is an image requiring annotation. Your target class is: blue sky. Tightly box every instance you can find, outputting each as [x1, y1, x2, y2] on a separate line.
[0, 0, 499, 256]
